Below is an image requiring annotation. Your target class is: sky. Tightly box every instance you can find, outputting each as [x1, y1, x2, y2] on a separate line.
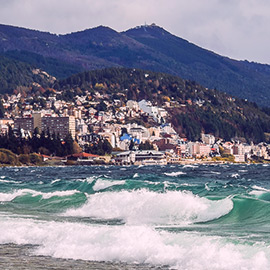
[1, 0, 270, 64]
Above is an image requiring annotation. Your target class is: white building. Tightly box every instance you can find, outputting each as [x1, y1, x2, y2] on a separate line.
[126, 100, 139, 111]
[115, 150, 167, 165]
[201, 134, 215, 145]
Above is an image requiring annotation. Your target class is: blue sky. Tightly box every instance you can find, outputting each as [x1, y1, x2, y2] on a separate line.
[1, 0, 270, 64]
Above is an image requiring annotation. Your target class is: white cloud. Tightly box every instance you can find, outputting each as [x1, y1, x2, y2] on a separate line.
[0, 0, 270, 63]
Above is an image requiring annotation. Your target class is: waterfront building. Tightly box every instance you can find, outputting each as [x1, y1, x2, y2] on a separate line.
[114, 150, 167, 165]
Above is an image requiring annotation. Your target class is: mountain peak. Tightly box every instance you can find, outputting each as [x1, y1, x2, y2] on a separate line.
[126, 23, 164, 33]
[66, 25, 118, 37]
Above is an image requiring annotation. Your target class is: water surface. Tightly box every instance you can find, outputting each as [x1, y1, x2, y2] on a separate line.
[0, 164, 269, 269]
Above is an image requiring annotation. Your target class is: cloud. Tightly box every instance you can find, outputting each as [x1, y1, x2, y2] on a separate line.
[0, 0, 270, 63]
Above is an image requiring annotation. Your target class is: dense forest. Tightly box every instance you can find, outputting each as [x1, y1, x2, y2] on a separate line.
[56, 67, 270, 143]
[0, 56, 53, 94]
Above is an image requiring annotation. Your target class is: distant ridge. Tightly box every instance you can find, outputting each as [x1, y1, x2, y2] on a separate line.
[0, 23, 270, 106]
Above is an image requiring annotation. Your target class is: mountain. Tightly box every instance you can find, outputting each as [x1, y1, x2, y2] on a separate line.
[0, 23, 270, 106]
[56, 67, 270, 143]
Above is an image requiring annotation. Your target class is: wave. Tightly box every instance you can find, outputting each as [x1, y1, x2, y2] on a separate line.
[93, 180, 126, 191]
[64, 190, 233, 225]
[211, 195, 270, 226]
[0, 189, 80, 202]
[0, 179, 18, 184]
[248, 185, 270, 202]
[0, 218, 269, 270]
[251, 185, 270, 192]
[51, 179, 62, 184]
[209, 171, 221, 175]
[164, 171, 186, 176]
[183, 164, 197, 169]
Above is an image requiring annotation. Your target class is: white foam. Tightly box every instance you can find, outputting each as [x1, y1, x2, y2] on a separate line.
[0, 189, 79, 201]
[0, 217, 268, 270]
[252, 185, 270, 192]
[64, 190, 233, 225]
[51, 179, 61, 184]
[210, 171, 221, 175]
[183, 165, 198, 168]
[0, 179, 18, 184]
[42, 190, 80, 199]
[93, 180, 126, 191]
[249, 190, 265, 196]
[133, 173, 139, 178]
[249, 185, 270, 196]
[205, 183, 210, 191]
[164, 171, 186, 176]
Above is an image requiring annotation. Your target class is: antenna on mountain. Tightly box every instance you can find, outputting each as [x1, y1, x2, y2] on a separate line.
[144, 22, 147, 32]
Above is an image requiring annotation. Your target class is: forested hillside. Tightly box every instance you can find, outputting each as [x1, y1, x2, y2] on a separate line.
[0, 56, 54, 94]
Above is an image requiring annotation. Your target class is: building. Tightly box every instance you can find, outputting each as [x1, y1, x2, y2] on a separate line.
[187, 142, 211, 157]
[14, 113, 42, 133]
[201, 133, 215, 145]
[0, 118, 14, 134]
[126, 100, 139, 111]
[33, 112, 42, 132]
[14, 116, 34, 133]
[114, 150, 167, 165]
[42, 116, 75, 139]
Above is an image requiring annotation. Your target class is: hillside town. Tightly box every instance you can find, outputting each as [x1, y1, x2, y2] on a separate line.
[0, 88, 270, 165]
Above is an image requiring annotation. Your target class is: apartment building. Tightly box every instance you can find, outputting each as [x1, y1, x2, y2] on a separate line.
[42, 116, 75, 139]
[14, 115, 75, 139]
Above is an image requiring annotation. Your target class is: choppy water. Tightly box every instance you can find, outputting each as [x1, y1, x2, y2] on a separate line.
[0, 164, 270, 269]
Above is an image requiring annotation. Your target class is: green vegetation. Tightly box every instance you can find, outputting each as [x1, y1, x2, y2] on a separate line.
[0, 149, 20, 166]
[139, 141, 154, 150]
[84, 139, 112, 155]
[0, 127, 75, 157]
[0, 55, 52, 94]
[0, 149, 43, 166]
[2, 50, 83, 79]
[212, 155, 235, 163]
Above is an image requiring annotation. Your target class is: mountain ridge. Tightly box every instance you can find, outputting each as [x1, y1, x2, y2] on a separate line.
[0, 23, 270, 106]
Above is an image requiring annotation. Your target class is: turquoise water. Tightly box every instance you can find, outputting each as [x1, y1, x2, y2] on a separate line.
[0, 164, 270, 269]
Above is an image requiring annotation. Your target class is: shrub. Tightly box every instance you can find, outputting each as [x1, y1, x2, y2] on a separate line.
[29, 153, 42, 165]
[19, 154, 30, 164]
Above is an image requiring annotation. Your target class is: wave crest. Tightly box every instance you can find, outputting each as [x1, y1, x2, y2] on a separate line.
[64, 190, 233, 225]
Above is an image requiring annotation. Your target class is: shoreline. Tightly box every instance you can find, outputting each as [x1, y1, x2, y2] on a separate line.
[0, 244, 170, 270]
[0, 160, 269, 168]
